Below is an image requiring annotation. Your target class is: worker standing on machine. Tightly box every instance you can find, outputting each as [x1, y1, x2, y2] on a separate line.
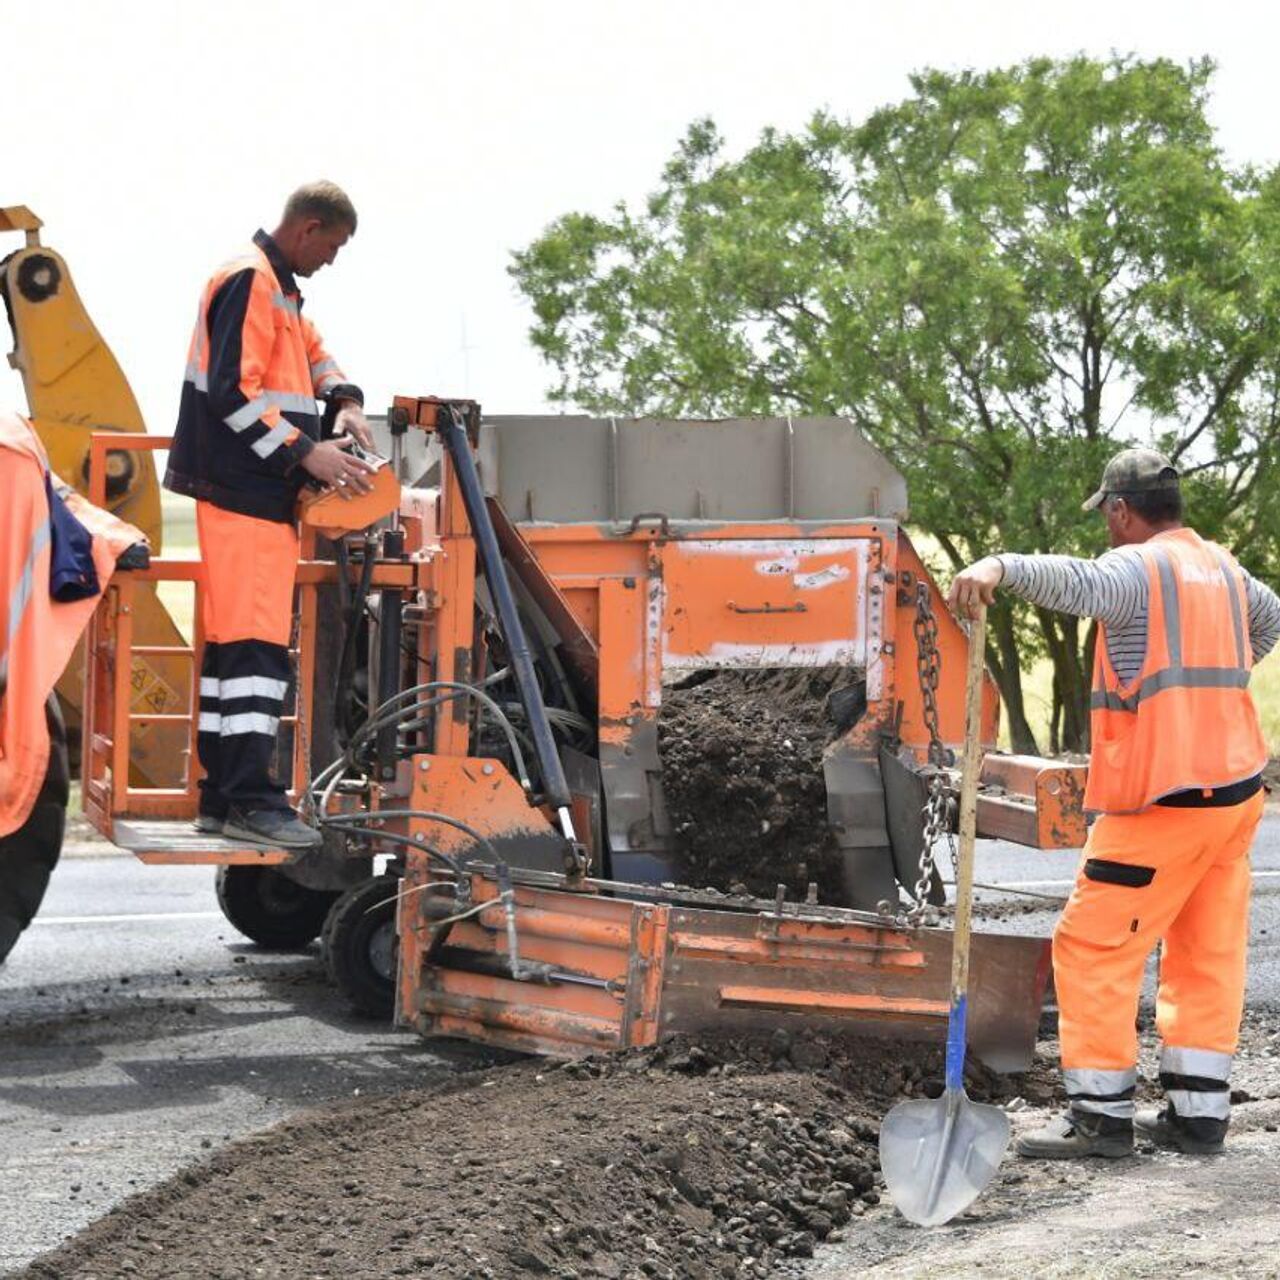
[948, 449, 1280, 1159]
[164, 181, 376, 850]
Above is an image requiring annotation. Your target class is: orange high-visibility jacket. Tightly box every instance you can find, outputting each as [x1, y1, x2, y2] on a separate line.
[1087, 527, 1268, 814]
[164, 229, 363, 524]
[0, 411, 142, 836]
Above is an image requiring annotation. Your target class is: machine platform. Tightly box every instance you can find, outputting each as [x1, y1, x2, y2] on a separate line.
[109, 819, 294, 866]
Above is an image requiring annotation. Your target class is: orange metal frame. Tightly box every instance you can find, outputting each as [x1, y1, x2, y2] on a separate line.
[81, 411, 1073, 1064]
[81, 434, 421, 860]
[395, 864, 1051, 1068]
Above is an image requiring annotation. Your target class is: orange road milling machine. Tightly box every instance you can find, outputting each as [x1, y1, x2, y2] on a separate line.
[76, 398, 1084, 1071]
[4, 202, 1085, 1072]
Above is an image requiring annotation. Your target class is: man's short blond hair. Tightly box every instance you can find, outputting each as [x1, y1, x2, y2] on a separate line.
[282, 181, 357, 233]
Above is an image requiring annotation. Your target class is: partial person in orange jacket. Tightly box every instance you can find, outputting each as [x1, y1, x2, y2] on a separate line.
[165, 181, 376, 851]
[0, 409, 146, 963]
[948, 449, 1280, 1159]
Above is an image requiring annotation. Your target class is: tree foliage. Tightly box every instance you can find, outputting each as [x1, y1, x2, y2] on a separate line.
[511, 56, 1280, 751]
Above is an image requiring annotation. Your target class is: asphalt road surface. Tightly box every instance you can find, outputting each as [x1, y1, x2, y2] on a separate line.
[3, 820, 1279, 1274]
[0, 853, 497, 1274]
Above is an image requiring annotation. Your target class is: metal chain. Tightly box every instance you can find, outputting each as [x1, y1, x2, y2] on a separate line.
[907, 582, 955, 926]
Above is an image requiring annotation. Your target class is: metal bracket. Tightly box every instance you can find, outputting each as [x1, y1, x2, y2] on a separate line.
[727, 601, 808, 615]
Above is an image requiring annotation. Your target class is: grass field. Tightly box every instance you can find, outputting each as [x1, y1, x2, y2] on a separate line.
[154, 494, 198, 642]
[1003, 656, 1280, 755]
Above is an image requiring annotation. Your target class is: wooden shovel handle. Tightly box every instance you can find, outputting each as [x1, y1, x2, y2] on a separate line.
[950, 601, 987, 1007]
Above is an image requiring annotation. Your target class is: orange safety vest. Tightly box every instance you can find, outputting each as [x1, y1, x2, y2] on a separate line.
[0, 410, 142, 836]
[164, 229, 362, 524]
[1087, 527, 1268, 814]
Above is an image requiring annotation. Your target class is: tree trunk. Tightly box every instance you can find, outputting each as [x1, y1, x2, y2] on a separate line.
[985, 605, 1040, 755]
[1035, 609, 1091, 752]
[1050, 673, 1062, 755]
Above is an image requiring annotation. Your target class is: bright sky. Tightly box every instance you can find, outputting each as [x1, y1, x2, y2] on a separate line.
[4, 1, 1277, 432]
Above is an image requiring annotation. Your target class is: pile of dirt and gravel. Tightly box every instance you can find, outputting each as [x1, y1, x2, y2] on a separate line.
[658, 669, 863, 902]
[17, 1030, 1056, 1280]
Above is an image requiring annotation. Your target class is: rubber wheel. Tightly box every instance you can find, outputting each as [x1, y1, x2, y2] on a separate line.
[215, 865, 338, 949]
[321, 874, 399, 1019]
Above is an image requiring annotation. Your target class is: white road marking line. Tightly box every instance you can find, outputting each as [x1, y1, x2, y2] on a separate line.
[31, 910, 224, 926]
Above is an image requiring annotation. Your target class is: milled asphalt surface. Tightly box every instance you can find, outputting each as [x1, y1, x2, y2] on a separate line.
[2, 819, 1279, 1274]
[0, 852, 497, 1275]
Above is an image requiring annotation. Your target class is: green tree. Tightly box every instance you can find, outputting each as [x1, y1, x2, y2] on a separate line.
[512, 56, 1280, 752]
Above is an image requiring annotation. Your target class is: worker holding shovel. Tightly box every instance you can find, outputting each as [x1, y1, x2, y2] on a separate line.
[948, 449, 1280, 1159]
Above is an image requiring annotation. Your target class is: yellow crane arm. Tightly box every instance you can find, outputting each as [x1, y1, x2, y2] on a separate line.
[1, 206, 185, 786]
[0, 205, 162, 549]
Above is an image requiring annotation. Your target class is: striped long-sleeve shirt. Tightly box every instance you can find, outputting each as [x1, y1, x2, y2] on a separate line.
[996, 540, 1280, 684]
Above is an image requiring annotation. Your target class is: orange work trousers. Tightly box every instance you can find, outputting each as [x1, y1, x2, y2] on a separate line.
[195, 502, 299, 645]
[195, 502, 299, 816]
[1054, 791, 1261, 1103]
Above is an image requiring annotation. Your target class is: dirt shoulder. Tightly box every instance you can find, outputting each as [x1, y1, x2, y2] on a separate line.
[813, 1008, 1280, 1279]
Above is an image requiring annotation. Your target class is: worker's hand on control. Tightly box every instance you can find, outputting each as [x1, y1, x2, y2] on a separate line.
[333, 401, 374, 451]
[947, 557, 1003, 617]
[300, 435, 376, 498]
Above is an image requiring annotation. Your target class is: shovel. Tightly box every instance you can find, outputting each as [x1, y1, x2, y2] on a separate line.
[879, 601, 1011, 1227]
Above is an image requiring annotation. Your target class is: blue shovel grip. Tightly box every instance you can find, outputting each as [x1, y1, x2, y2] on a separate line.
[945, 994, 968, 1091]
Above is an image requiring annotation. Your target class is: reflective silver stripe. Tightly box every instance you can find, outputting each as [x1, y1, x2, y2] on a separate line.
[184, 361, 209, 392]
[1090, 665, 1252, 712]
[1065, 1066, 1137, 1115]
[1167, 1088, 1231, 1120]
[251, 420, 297, 459]
[271, 291, 298, 316]
[314, 371, 343, 392]
[1152, 547, 1182, 668]
[200, 677, 219, 697]
[198, 712, 222, 733]
[263, 390, 317, 415]
[225, 397, 270, 432]
[309, 358, 340, 378]
[1212, 547, 1247, 668]
[1161, 1046, 1231, 1080]
[219, 676, 288, 702]
[1071, 1096, 1135, 1118]
[3, 517, 53, 665]
[219, 712, 279, 737]
[1064, 1067, 1137, 1096]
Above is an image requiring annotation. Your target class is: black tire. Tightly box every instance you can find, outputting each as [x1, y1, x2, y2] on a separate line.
[321, 874, 399, 1019]
[0, 697, 69, 964]
[215, 865, 338, 950]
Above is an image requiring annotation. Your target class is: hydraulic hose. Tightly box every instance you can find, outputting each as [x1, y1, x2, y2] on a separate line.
[437, 405, 572, 812]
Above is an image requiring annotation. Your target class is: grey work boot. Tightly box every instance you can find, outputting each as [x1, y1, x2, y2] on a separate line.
[1015, 1110, 1134, 1160]
[1135, 1106, 1227, 1155]
[223, 808, 322, 851]
[192, 814, 224, 835]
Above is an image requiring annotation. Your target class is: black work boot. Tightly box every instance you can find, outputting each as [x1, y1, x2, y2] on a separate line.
[1015, 1110, 1134, 1160]
[223, 808, 322, 851]
[192, 813, 225, 835]
[1135, 1106, 1227, 1155]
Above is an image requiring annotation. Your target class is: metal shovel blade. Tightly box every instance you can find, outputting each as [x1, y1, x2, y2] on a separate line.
[879, 1086, 1011, 1227]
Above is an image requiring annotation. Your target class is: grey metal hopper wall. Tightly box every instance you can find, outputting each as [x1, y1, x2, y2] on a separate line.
[481, 416, 908, 525]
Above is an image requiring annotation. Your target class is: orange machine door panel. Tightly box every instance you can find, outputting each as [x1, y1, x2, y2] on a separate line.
[659, 538, 870, 670]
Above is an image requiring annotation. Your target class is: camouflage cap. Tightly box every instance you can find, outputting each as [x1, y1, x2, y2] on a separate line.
[1082, 448, 1180, 512]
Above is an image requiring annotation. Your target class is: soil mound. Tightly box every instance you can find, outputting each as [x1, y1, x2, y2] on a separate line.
[19, 1032, 1057, 1280]
[658, 670, 862, 901]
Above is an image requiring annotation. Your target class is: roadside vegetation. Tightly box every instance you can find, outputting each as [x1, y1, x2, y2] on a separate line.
[513, 55, 1280, 757]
